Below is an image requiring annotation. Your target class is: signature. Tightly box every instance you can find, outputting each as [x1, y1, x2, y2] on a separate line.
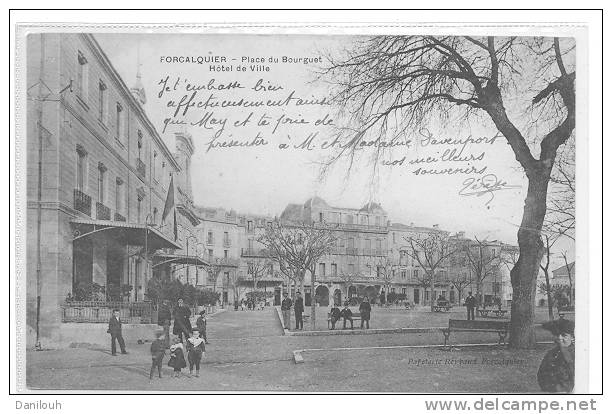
[458, 174, 521, 206]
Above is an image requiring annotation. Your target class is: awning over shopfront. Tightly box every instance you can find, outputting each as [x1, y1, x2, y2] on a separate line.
[70, 218, 182, 250]
[152, 253, 209, 268]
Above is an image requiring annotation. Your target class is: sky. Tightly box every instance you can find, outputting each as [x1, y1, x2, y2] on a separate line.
[95, 33, 574, 264]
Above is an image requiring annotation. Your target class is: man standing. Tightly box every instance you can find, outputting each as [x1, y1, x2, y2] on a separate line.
[294, 291, 304, 330]
[157, 300, 172, 348]
[280, 292, 293, 330]
[172, 298, 192, 343]
[359, 296, 372, 329]
[108, 309, 127, 356]
[465, 291, 476, 321]
[196, 310, 210, 344]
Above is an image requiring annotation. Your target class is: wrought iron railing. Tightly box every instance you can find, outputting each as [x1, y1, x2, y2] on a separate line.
[61, 301, 154, 324]
[96, 202, 111, 220]
[114, 212, 126, 222]
[241, 248, 269, 257]
[73, 188, 92, 216]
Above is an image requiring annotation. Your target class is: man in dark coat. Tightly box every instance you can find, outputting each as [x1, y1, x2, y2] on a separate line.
[280, 292, 293, 330]
[537, 319, 575, 393]
[157, 300, 172, 348]
[172, 298, 192, 343]
[294, 291, 304, 330]
[107, 309, 127, 355]
[329, 302, 341, 330]
[340, 302, 353, 330]
[465, 291, 476, 320]
[359, 296, 372, 329]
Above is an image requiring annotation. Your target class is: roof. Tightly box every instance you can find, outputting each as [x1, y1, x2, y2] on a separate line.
[303, 196, 329, 209]
[552, 262, 575, 275]
[70, 218, 182, 250]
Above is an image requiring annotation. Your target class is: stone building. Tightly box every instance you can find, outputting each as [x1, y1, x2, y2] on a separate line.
[25, 33, 198, 347]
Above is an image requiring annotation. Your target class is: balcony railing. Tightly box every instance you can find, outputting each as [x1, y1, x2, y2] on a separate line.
[136, 158, 146, 179]
[61, 301, 154, 324]
[73, 188, 92, 216]
[241, 248, 269, 257]
[96, 202, 111, 220]
[114, 212, 126, 222]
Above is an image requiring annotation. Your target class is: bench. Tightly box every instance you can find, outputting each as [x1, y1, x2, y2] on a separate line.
[433, 304, 452, 312]
[327, 312, 362, 329]
[441, 319, 509, 347]
[558, 311, 575, 320]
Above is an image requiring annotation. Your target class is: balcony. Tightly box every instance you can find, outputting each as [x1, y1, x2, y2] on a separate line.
[114, 212, 126, 222]
[73, 189, 92, 216]
[96, 202, 111, 220]
[136, 158, 146, 179]
[241, 248, 269, 257]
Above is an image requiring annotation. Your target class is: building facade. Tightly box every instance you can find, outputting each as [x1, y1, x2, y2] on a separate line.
[26, 33, 200, 347]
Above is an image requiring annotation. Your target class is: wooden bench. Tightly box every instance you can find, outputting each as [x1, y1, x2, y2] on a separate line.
[327, 312, 362, 329]
[558, 311, 575, 320]
[433, 304, 452, 312]
[441, 319, 509, 347]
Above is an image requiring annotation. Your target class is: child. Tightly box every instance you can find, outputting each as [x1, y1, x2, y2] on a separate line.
[167, 336, 187, 378]
[537, 319, 575, 393]
[186, 329, 205, 378]
[149, 330, 166, 381]
[196, 311, 210, 344]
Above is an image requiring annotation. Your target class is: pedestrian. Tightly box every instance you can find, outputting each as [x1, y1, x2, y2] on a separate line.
[465, 291, 476, 321]
[196, 310, 210, 344]
[107, 309, 127, 356]
[149, 330, 166, 381]
[157, 300, 172, 348]
[172, 298, 192, 343]
[240, 299, 246, 311]
[340, 302, 354, 330]
[280, 292, 293, 330]
[359, 296, 371, 329]
[537, 319, 575, 393]
[329, 302, 341, 330]
[294, 291, 304, 330]
[167, 337, 187, 378]
[186, 329, 206, 378]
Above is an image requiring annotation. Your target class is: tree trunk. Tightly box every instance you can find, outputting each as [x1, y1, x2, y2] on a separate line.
[543, 270, 554, 321]
[509, 175, 550, 349]
[310, 270, 316, 330]
[430, 272, 435, 311]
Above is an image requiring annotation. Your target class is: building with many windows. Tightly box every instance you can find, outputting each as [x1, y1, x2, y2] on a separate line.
[26, 33, 200, 347]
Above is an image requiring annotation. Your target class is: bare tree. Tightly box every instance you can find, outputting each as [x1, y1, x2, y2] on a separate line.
[560, 251, 575, 306]
[370, 256, 398, 304]
[246, 259, 271, 292]
[321, 36, 575, 348]
[338, 270, 359, 302]
[402, 231, 460, 311]
[539, 235, 557, 321]
[258, 221, 337, 329]
[544, 136, 575, 241]
[462, 238, 503, 307]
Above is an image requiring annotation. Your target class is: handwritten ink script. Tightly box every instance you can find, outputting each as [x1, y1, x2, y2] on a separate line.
[459, 174, 522, 206]
[155, 63, 518, 206]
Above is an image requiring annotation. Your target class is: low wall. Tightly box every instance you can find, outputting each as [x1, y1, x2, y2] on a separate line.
[58, 323, 160, 348]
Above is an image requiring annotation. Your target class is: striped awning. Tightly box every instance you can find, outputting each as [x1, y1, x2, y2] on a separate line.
[71, 218, 182, 250]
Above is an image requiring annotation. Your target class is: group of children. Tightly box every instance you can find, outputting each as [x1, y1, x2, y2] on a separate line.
[149, 310, 208, 381]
